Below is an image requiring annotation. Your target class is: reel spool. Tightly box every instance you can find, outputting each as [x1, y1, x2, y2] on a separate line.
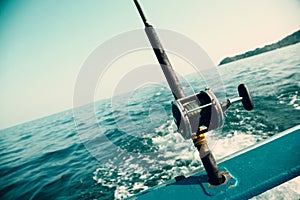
[172, 84, 254, 140]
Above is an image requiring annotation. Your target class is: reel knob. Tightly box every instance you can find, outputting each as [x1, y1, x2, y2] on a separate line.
[238, 84, 254, 111]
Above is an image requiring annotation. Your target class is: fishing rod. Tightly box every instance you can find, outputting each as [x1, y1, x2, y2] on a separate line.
[133, 0, 254, 186]
[133, 0, 185, 100]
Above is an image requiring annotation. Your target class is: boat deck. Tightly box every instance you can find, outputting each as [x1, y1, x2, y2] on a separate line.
[131, 125, 300, 200]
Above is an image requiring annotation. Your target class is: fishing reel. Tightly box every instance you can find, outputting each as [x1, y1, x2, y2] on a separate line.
[172, 84, 254, 139]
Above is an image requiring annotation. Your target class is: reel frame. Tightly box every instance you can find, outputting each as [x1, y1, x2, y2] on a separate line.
[172, 84, 254, 139]
[172, 88, 224, 139]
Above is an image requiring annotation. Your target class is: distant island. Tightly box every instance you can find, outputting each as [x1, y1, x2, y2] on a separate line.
[219, 29, 300, 65]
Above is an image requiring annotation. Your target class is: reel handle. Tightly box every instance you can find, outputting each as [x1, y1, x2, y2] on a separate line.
[224, 84, 254, 111]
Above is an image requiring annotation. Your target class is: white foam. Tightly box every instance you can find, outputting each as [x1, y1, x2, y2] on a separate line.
[278, 91, 300, 111]
[93, 120, 298, 200]
[212, 132, 258, 159]
[114, 186, 131, 200]
[132, 182, 148, 191]
[289, 94, 298, 105]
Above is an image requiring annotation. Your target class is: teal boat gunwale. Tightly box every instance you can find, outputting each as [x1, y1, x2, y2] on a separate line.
[129, 124, 300, 199]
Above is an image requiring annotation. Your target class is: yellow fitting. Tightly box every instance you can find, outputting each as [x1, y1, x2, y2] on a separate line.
[193, 133, 207, 147]
[198, 126, 208, 133]
[199, 133, 206, 140]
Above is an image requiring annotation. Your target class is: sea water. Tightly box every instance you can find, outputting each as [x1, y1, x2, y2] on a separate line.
[0, 43, 299, 199]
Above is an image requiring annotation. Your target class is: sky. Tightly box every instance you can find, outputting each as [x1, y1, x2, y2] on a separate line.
[0, 0, 300, 129]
